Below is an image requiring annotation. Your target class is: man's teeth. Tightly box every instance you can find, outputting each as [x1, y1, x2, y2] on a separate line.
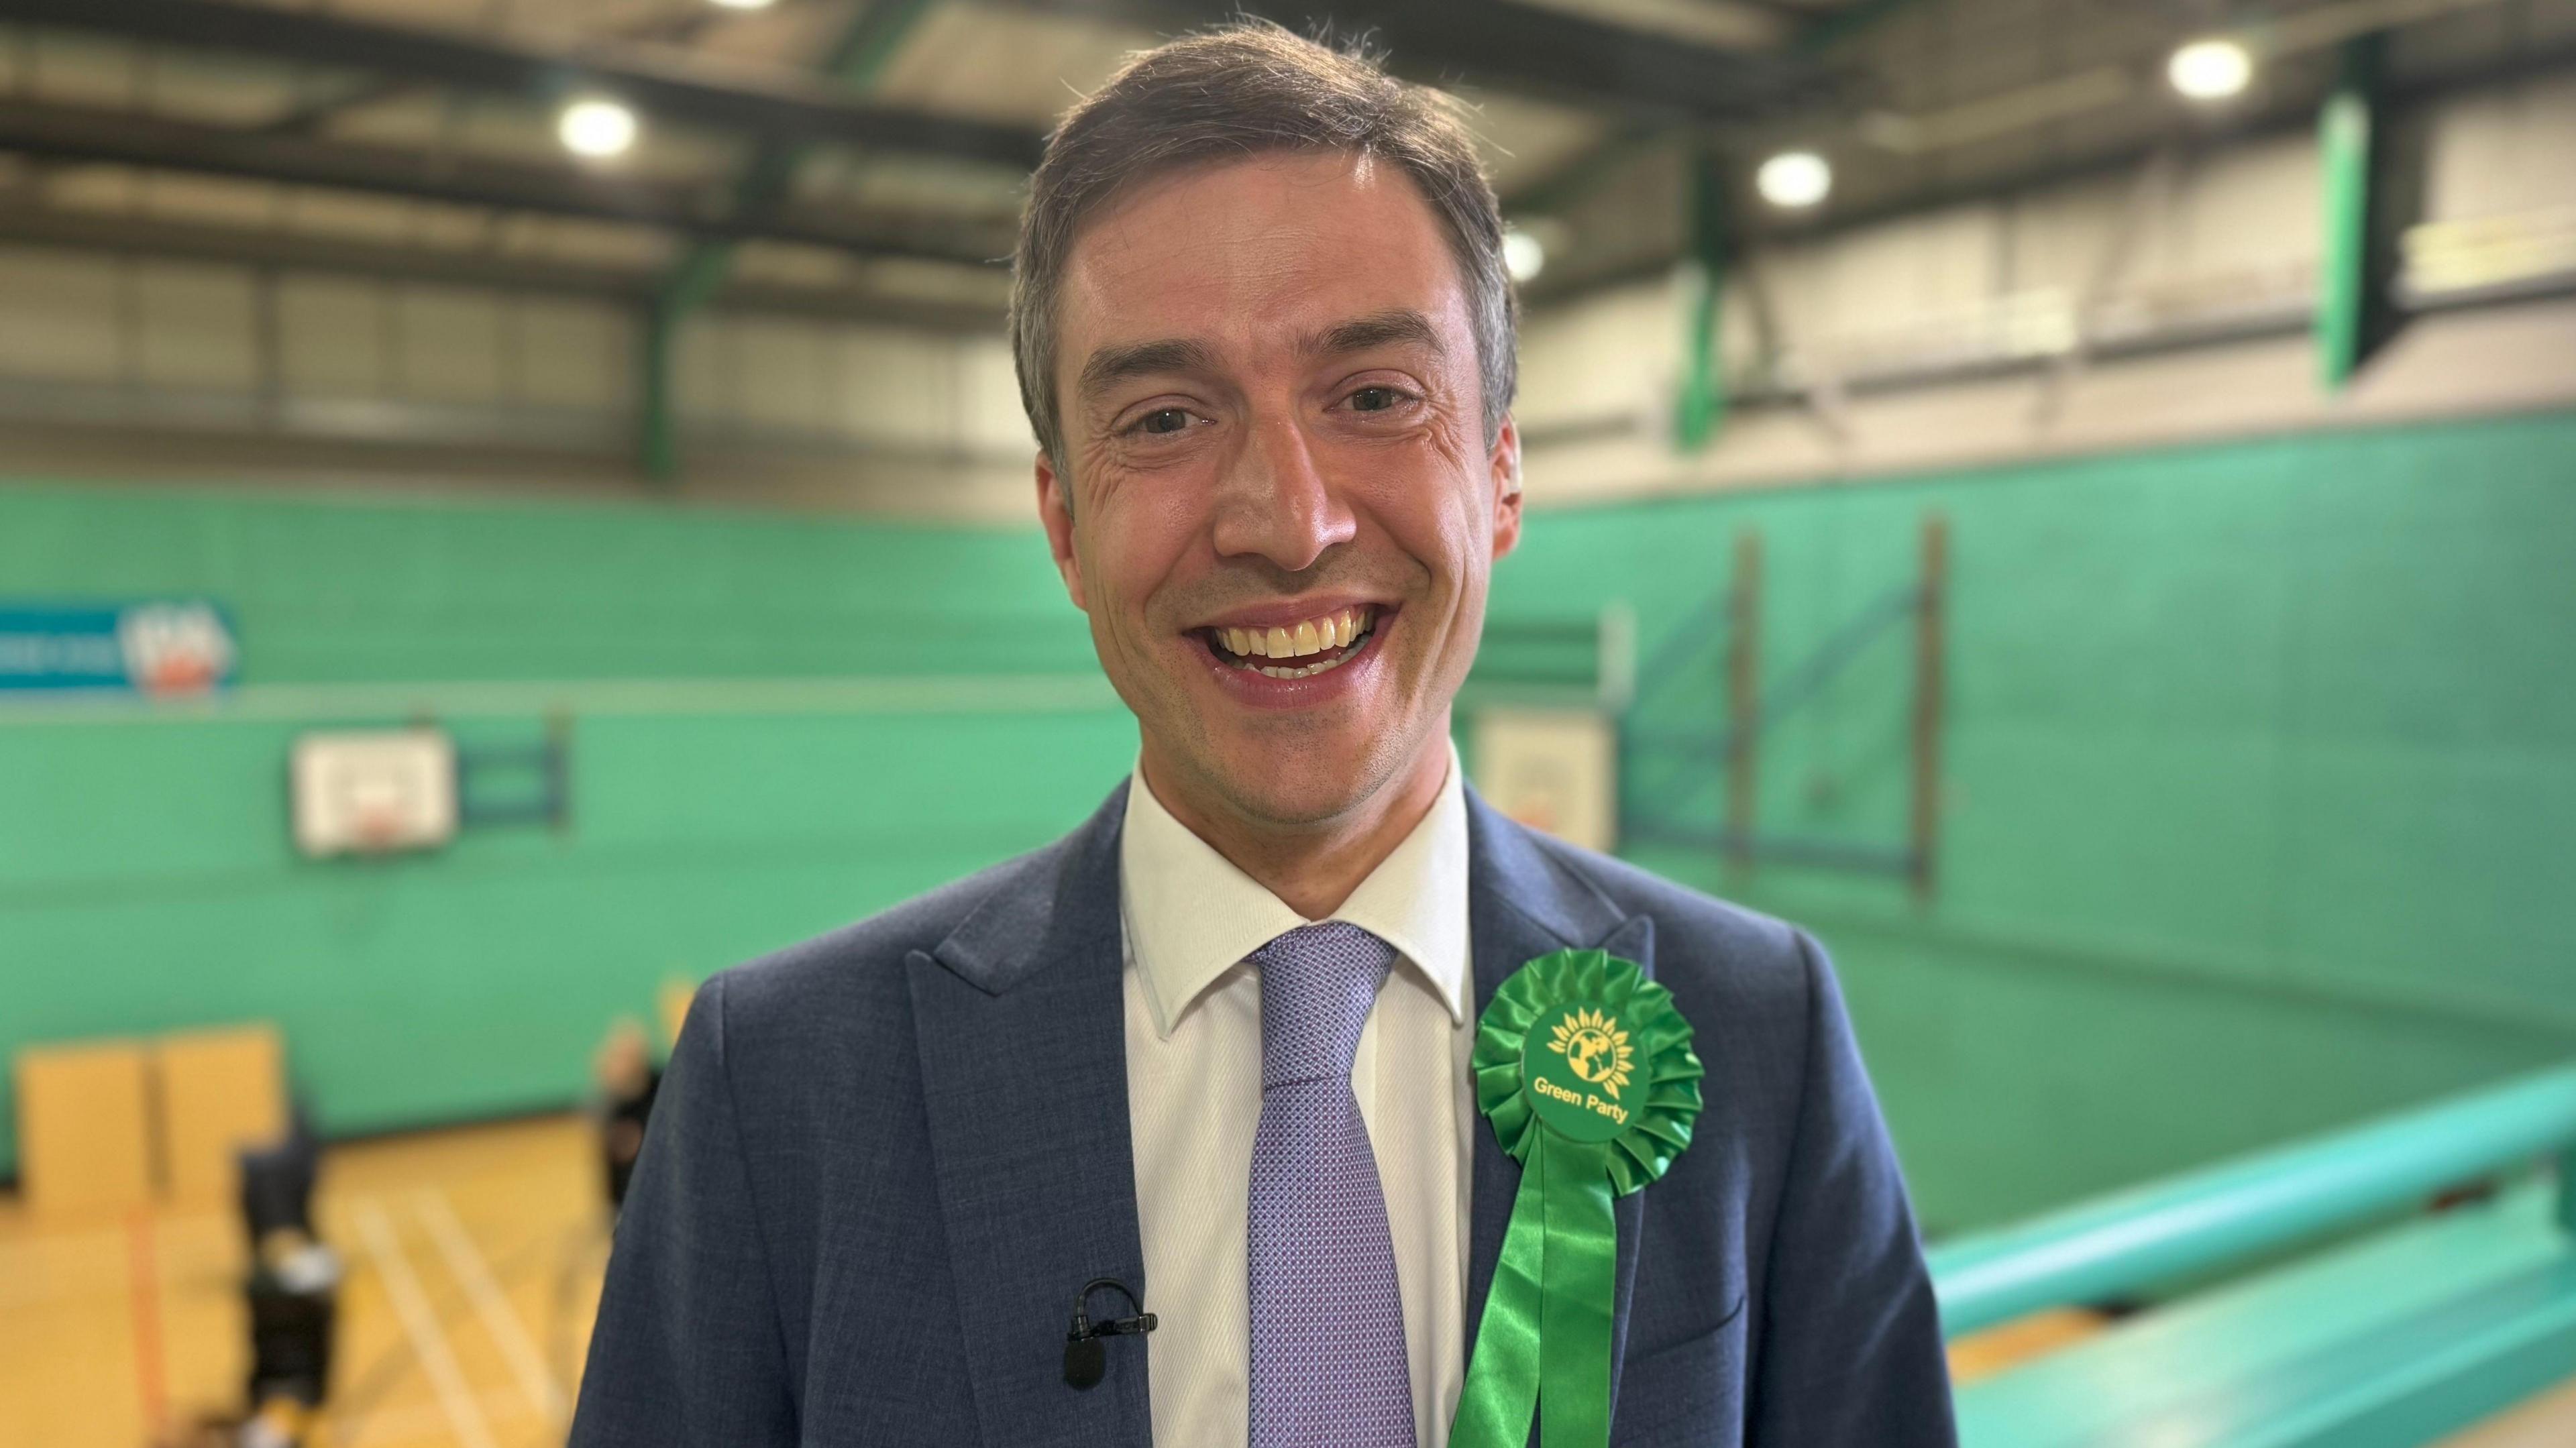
[1216, 606, 1375, 677]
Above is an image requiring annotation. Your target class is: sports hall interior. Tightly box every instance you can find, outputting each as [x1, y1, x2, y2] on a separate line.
[1, 1, 2573, 1445]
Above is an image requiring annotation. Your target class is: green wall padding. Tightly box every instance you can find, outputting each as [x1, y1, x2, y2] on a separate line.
[3, 410, 2572, 1233]
[1499, 411, 2576, 1231]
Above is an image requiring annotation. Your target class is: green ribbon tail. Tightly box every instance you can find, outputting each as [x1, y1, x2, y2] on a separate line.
[1450, 1137, 1547, 1447]
[1450, 1138, 1621, 1448]
[1538, 1139, 1617, 1447]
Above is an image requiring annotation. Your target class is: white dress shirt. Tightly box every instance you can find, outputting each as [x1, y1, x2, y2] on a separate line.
[1119, 743, 1474, 1448]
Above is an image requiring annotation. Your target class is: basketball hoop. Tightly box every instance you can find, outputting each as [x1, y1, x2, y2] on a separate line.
[289, 730, 458, 858]
[350, 805, 407, 854]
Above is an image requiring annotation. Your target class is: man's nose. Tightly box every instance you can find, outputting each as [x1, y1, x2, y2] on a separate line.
[1211, 413, 1355, 571]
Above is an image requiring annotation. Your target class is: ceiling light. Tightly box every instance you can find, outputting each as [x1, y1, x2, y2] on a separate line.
[557, 98, 638, 160]
[2168, 38, 2253, 101]
[1503, 227, 1546, 284]
[1756, 150, 1831, 210]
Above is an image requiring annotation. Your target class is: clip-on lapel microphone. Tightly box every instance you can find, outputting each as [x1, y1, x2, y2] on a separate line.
[1063, 1277, 1157, 1390]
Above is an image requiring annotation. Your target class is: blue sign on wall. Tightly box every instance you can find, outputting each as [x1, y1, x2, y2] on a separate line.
[0, 602, 237, 697]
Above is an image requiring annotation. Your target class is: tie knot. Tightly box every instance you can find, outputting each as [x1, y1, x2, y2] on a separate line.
[1254, 922, 1394, 1090]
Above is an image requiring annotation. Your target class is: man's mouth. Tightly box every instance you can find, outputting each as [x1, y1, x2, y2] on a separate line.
[1198, 604, 1381, 680]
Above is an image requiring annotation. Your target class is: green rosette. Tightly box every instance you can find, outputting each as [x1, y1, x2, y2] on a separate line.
[1450, 948, 1703, 1448]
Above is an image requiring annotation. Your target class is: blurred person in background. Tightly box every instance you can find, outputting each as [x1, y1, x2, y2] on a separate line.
[591, 1017, 662, 1213]
[573, 23, 1951, 1448]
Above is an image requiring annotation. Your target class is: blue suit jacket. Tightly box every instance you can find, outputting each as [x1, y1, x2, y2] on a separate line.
[572, 783, 1956, 1446]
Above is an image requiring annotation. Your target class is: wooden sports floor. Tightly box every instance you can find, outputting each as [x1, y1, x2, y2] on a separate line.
[1, 1114, 603, 1448]
[3, 1110, 2571, 1448]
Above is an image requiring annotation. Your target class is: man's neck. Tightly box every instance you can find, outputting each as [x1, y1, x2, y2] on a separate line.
[1140, 728, 1451, 922]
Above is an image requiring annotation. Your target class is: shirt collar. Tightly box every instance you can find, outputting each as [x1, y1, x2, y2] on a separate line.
[1118, 739, 1471, 1040]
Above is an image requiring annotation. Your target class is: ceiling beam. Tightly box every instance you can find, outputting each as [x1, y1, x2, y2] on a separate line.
[1522, 42, 2576, 311]
[0, 99, 1017, 266]
[255, 7, 728, 137]
[5, 0, 1046, 169]
[979, 0, 1832, 123]
[0, 204, 1008, 329]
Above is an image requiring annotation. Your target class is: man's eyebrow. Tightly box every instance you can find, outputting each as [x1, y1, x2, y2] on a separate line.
[1076, 338, 1220, 399]
[1304, 309, 1444, 359]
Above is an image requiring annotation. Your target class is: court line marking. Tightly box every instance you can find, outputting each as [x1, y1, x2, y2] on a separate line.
[414, 1188, 568, 1424]
[125, 1211, 167, 1439]
[352, 1198, 500, 1448]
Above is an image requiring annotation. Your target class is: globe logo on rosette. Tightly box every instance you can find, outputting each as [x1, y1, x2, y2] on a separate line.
[1547, 1007, 1633, 1099]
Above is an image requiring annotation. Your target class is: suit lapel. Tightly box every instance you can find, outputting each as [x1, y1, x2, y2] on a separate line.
[1463, 790, 1654, 1438]
[910, 785, 1152, 1448]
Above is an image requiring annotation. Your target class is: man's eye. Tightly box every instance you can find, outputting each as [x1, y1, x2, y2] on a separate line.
[1136, 408, 1192, 435]
[1348, 386, 1405, 413]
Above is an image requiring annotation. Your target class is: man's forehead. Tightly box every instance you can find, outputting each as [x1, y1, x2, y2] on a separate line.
[1056, 152, 1471, 386]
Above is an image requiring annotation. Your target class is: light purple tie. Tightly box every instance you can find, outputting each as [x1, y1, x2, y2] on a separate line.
[1247, 921, 1418, 1448]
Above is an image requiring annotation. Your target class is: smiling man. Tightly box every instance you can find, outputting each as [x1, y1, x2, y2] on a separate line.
[573, 23, 1954, 1448]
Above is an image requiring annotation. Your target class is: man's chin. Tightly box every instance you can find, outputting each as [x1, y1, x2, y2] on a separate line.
[1185, 728, 1417, 829]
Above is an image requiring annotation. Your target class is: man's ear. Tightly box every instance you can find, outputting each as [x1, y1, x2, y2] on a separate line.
[1489, 414, 1524, 561]
[1035, 448, 1089, 612]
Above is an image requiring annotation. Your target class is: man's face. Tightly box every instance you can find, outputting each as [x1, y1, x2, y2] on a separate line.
[1038, 150, 1521, 830]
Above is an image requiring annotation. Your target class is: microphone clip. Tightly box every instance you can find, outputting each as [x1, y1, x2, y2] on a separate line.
[1063, 1277, 1156, 1390]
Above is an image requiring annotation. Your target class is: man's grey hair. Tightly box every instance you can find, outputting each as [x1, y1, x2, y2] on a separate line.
[1008, 21, 1519, 472]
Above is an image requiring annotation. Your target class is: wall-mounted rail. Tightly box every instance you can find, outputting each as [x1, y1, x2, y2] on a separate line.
[1932, 1064, 2576, 1337]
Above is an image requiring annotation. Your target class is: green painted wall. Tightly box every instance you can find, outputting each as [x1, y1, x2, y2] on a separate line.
[1493, 410, 2576, 1233]
[4, 410, 2571, 1234]
[0, 489, 1138, 1180]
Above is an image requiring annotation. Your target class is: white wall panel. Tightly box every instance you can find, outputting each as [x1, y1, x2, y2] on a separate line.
[2424, 72, 2576, 221]
[732, 317, 833, 433]
[2155, 135, 2317, 283]
[133, 262, 258, 392]
[1516, 305, 2576, 510]
[513, 298, 631, 414]
[2004, 172, 2143, 298]
[1515, 278, 1674, 431]
[830, 327, 951, 446]
[390, 284, 504, 406]
[671, 317, 732, 424]
[958, 335, 1040, 455]
[1816, 202, 2005, 343]
[277, 276, 388, 401]
[0, 248, 121, 384]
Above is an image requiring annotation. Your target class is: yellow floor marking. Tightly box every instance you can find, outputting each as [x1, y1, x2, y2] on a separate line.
[351, 1198, 500, 1448]
[413, 1188, 568, 1426]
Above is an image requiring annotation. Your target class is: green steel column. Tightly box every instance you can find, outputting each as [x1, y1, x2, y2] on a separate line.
[641, 245, 737, 482]
[2316, 34, 2383, 392]
[640, 0, 941, 482]
[1673, 145, 1729, 452]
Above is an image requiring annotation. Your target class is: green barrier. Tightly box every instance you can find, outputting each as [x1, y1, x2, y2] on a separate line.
[1931, 1064, 2576, 1337]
